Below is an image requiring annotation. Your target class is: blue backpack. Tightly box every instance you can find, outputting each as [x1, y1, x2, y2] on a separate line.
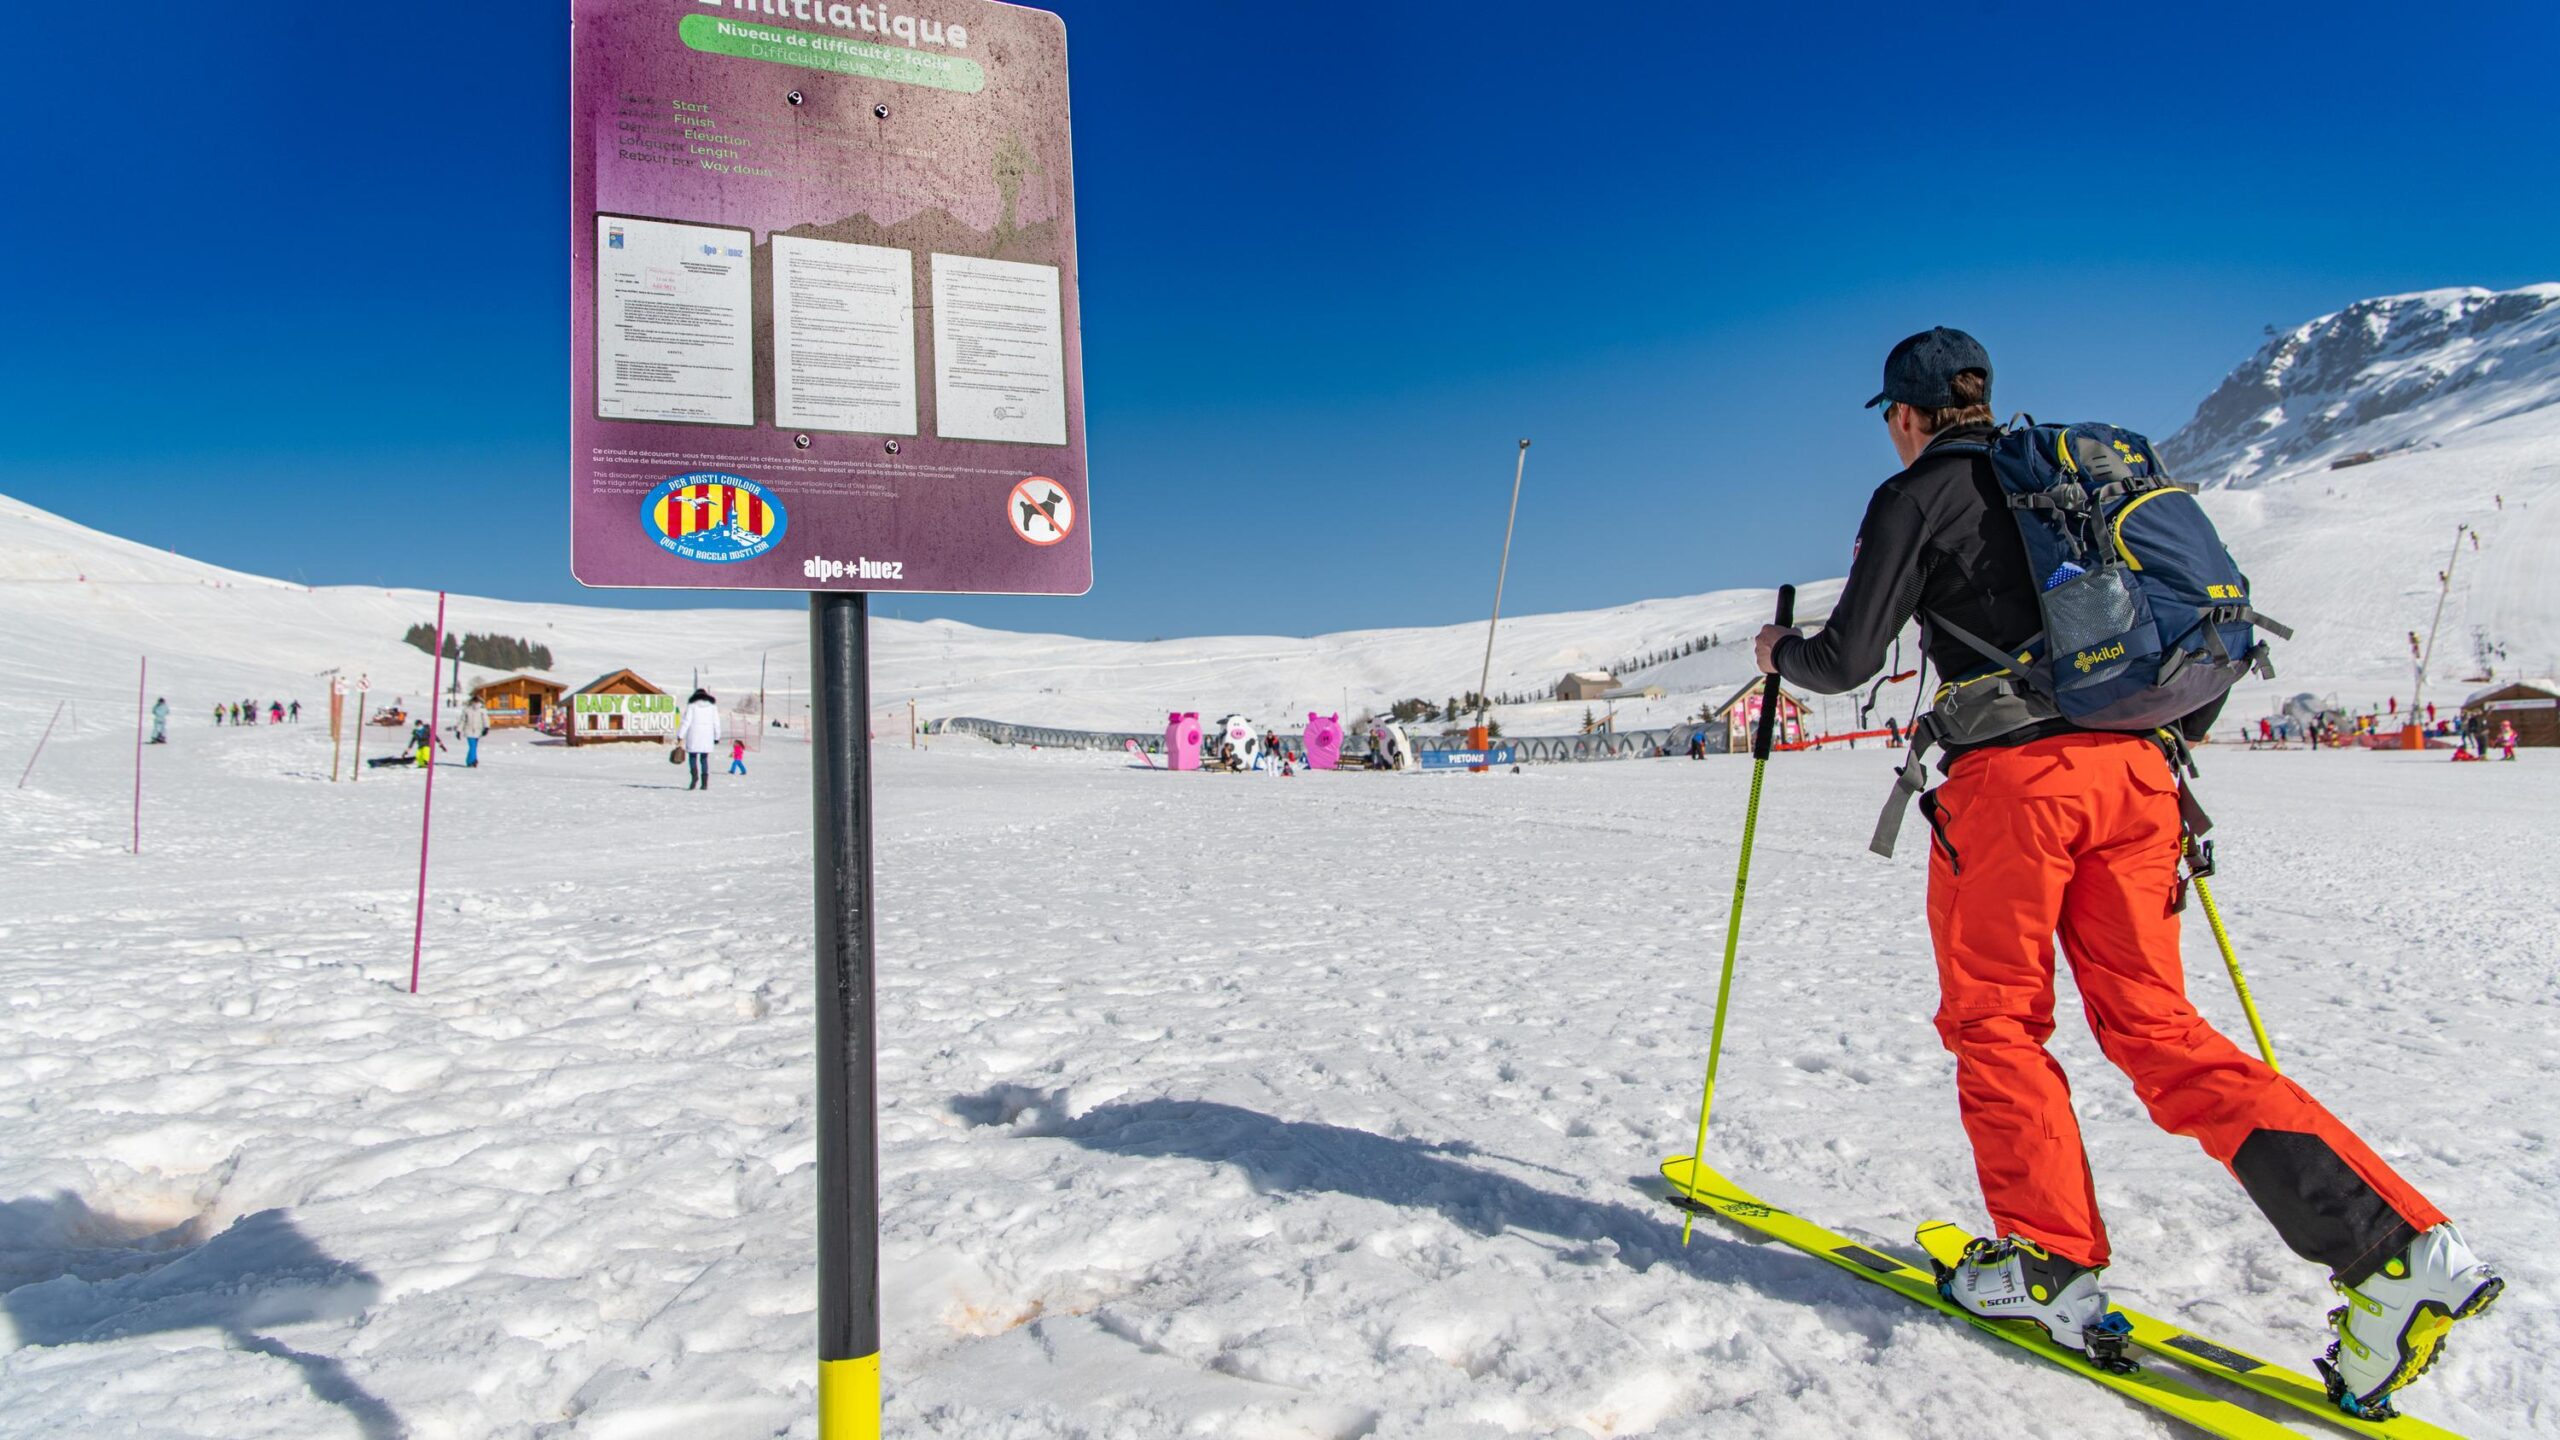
[1932, 420, 2288, 730]
[1869, 420, 2290, 859]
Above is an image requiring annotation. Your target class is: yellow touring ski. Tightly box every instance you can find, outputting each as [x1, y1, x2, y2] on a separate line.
[1915, 1219, 2469, 1440]
[1658, 1154, 2448, 1439]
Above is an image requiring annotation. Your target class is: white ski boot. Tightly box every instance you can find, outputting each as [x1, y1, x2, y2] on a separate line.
[1933, 1233, 2135, 1371]
[2318, 1223, 2503, 1419]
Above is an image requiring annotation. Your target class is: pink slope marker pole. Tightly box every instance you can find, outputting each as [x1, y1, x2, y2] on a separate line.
[17, 700, 66, 789]
[411, 592, 446, 994]
[132, 659, 146, 853]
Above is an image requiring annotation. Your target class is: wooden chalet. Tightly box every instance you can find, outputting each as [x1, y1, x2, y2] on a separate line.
[1709, 677, 1810, 752]
[2462, 678, 2559, 748]
[471, 673, 566, 729]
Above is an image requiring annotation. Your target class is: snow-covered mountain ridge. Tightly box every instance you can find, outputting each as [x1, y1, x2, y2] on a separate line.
[2162, 283, 2560, 488]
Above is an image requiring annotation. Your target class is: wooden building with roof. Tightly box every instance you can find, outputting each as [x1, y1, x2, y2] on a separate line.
[566, 669, 676, 747]
[471, 673, 566, 729]
[1709, 676, 1810, 752]
[1553, 670, 1620, 702]
[2462, 678, 2559, 748]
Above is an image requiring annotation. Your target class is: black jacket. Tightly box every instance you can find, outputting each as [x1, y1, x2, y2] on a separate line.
[1773, 423, 2220, 749]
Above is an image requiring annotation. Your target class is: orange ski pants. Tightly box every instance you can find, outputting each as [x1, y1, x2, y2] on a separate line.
[1921, 733, 2442, 1280]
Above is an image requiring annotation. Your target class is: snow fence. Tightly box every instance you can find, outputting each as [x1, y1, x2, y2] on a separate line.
[930, 717, 1725, 764]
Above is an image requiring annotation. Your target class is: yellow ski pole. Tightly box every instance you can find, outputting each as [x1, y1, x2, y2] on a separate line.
[1679, 585, 1793, 1244]
[2187, 836, 2278, 1072]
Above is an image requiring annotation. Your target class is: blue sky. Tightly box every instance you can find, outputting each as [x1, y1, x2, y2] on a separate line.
[7, 0, 2553, 638]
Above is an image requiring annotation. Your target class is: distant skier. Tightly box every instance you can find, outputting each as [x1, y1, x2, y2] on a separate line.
[1759, 328, 2499, 1414]
[2499, 719, 2517, 761]
[149, 697, 169, 745]
[680, 689, 722, 791]
[458, 697, 491, 768]
[289, 699, 301, 723]
[269, 701, 284, 724]
[213, 702, 225, 727]
[728, 737, 747, 775]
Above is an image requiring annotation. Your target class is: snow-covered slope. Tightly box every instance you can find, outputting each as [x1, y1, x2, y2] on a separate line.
[3, 282, 2554, 750]
[2162, 284, 2560, 489]
[0, 487, 1818, 741]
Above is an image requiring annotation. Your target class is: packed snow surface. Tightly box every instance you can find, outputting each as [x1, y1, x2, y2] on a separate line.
[2, 720, 2553, 1438]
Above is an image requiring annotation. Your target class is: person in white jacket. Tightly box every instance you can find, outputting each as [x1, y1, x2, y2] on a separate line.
[458, 698, 492, 768]
[679, 689, 722, 791]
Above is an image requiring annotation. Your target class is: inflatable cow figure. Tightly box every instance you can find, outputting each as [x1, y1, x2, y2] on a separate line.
[1212, 713, 1262, 772]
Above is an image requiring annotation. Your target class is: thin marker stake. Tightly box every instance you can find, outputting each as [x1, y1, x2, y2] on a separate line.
[132, 659, 146, 854]
[17, 700, 65, 789]
[411, 592, 446, 994]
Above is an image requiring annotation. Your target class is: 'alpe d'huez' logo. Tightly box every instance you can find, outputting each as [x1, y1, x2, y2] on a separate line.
[643, 473, 787, 563]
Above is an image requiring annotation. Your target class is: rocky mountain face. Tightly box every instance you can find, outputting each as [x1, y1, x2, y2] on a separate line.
[2161, 284, 2560, 488]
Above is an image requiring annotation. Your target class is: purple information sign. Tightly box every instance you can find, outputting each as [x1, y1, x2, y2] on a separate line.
[571, 0, 1086, 594]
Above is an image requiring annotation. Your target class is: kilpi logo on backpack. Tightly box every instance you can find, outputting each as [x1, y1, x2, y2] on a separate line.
[641, 473, 787, 564]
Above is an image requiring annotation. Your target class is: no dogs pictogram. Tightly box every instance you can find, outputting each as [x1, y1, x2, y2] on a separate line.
[1008, 477, 1074, 546]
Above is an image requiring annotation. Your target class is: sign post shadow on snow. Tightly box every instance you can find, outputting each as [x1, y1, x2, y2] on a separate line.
[570, 4, 1088, 1433]
[1, 1200, 401, 1438]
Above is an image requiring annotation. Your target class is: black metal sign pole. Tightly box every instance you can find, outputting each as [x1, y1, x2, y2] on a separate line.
[810, 590, 881, 1439]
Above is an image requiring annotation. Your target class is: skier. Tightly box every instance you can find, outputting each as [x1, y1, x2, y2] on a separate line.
[149, 697, 169, 745]
[679, 689, 721, 791]
[290, 699, 301, 723]
[1757, 328, 2499, 1413]
[458, 696, 491, 768]
[213, 702, 225, 727]
[728, 737, 747, 776]
[2499, 719, 2517, 761]
[269, 701, 284, 724]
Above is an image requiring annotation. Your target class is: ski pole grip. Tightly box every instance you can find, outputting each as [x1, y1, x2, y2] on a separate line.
[1752, 585, 1795, 761]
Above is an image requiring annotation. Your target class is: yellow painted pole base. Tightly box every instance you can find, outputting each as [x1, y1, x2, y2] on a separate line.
[819, 1354, 880, 1439]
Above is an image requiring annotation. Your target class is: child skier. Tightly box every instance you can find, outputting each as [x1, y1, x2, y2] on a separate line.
[728, 737, 747, 775]
[1759, 328, 2501, 1416]
[2499, 719, 2517, 761]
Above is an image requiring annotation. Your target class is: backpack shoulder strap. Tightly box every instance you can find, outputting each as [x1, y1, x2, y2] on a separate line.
[1923, 609, 2054, 699]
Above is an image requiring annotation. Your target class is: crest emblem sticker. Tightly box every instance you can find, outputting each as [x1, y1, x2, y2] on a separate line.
[642, 473, 787, 564]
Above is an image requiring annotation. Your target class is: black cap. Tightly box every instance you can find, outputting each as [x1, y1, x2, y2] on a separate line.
[1865, 327, 1991, 409]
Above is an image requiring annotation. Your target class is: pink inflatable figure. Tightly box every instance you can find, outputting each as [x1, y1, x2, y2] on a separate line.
[1303, 713, 1344, 770]
[1165, 711, 1203, 771]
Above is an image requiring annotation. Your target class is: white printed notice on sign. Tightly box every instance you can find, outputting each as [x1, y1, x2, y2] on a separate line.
[773, 235, 917, 435]
[931, 254, 1066, 445]
[595, 215, 754, 426]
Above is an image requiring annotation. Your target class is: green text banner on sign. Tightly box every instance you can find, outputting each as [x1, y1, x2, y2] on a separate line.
[677, 14, 987, 93]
